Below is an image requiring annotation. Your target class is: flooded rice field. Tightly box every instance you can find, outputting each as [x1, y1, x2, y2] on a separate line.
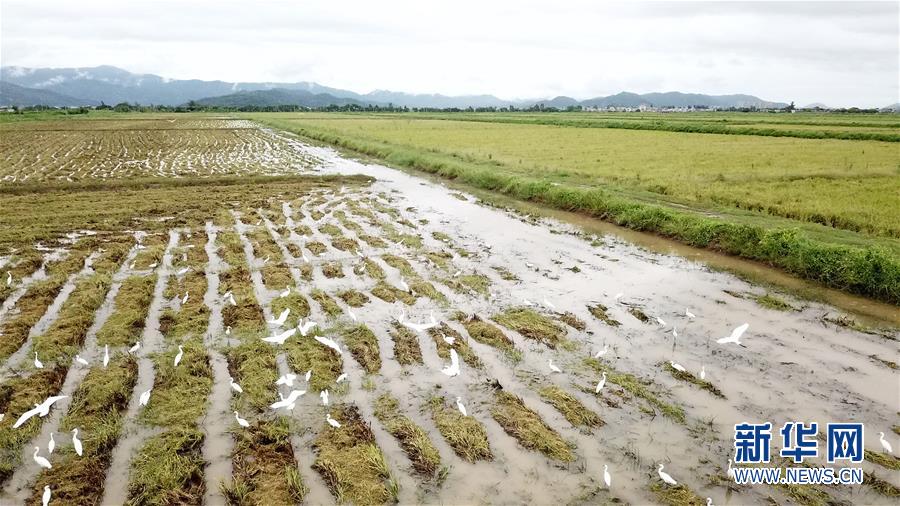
[0, 119, 896, 505]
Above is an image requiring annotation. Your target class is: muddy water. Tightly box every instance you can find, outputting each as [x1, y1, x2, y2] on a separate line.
[200, 221, 235, 505]
[262, 138, 900, 505]
[0, 248, 67, 326]
[1, 237, 142, 502]
[100, 230, 179, 505]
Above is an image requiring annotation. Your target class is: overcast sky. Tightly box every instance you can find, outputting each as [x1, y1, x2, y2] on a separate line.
[1, 1, 897, 107]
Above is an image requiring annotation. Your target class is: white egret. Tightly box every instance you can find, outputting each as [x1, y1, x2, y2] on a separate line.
[672, 326, 678, 338]
[442, 334, 456, 346]
[685, 308, 696, 319]
[270, 389, 305, 411]
[42, 485, 51, 506]
[726, 461, 735, 480]
[521, 297, 534, 306]
[347, 309, 357, 322]
[227, 293, 237, 306]
[13, 395, 67, 428]
[717, 323, 749, 345]
[669, 361, 686, 372]
[234, 411, 250, 428]
[336, 373, 348, 383]
[34, 352, 44, 369]
[173, 345, 184, 367]
[879, 432, 893, 453]
[148, 262, 158, 269]
[276, 373, 297, 387]
[225, 326, 232, 336]
[525, 262, 535, 269]
[595, 372, 607, 393]
[269, 308, 290, 326]
[441, 349, 461, 377]
[279, 286, 291, 298]
[594, 344, 609, 358]
[48, 432, 55, 454]
[548, 359, 562, 374]
[139, 388, 152, 406]
[603, 464, 611, 488]
[33, 447, 51, 469]
[453, 270, 461, 278]
[700, 365, 706, 380]
[298, 319, 317, 337]
[129, 341, 141, 354]
[75, 355, 88, 366]
[0, 414, 4, 421]
[314, 335, 342, 355]
[456, 397, 467, 417]
[263, 328, 296, 345]
[656, 317, 666, 326]
[706, 499, 714, 506]
[261, 255, 270, 265]
[181, 292, 189, 305]
[103, 345, 110, 367]
[543, 297, 556, 311]
[304, 370, 312, 382]
[657, 464, 677, 485]
[320, 390, 330, 406]
[614, 293, 624, 302]
[302, 252, 310, 263]
[326, 413, 341, 428]
[399, 279, 410, 293]
[229, 376, 243, 393]
[176, 267, 189, 276]
[6, 271, 12, 286]
[72, 428, 82, 456]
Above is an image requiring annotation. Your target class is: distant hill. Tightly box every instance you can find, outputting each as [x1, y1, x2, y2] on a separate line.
[193, 88, 371, 108]
[881, 103, 900, 112]
[1, 65, 789, 110]
[580, 91, 787, 109]
[0, 81, 98, 107]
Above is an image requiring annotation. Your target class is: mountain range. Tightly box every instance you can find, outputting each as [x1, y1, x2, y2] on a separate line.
[0, 65, 795, 109]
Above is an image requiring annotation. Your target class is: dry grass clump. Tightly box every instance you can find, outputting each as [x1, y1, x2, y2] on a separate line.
[538, 385, 604, 428]
[312, 404, 394, 505]
[427, 396, 492, 463]
[373, 394, 441, 476]
[491, 391, 574, 462]
[371, 281, 417, 305]
[311, 289, 343, 318]
[492, 307, 567, 348]
[225, 418, 306, 505]
[340, 324, 382, 373]
[388, 321, 423, 365]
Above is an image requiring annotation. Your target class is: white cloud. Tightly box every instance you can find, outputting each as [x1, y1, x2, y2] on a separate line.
[1, 0, 897, 106]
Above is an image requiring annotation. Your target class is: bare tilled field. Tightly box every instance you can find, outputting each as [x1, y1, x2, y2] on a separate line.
[0, 117, 318, 182]
[0, 116, 897, 506]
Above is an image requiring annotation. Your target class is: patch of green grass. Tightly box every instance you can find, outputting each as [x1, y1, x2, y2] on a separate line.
[128, 428, 206, 504]
[340, 324, 382, 374]
[28, 355, 138, 503]
[373, 394, 441, 476]
[284, 330, 343, 392]
[627, 306, 651, 323]
[409, 278, 448, 304]
[753, 293, 797, 311]
[0, 366, 68, 482]
[865, 449, 900, 471]
[97, 274, 156, 347]
[388, 321, 423, 365]
[381, 254, 416, 277]
[427, 396, 492, 463]
[442, 273, 491, 297]
[431, 231, 452, 243]
[141, 340, 213, 427]
[322, 261, 345, 278]
[587, 303, 621, 326]
[358, 234, 387, 248]
[225, 418, 302, 505]
[318, 223, 343, 237]
[271, 292, 311, 328]
[584, 358, 685, 423]
[371, 281, 417, 305]
[338, 289, 370, 307]
[492, 307, 567, 348]
[332, 237, 359, 253]
[491, 391, 574, 462]
[649, 481, 706, 506]
[312, 404, 392, 505]
[424, 250, 453, 270]
[33, 272, 114, 362]
[492, 265, 520, 281]
[538, 385, 604, 428]
[663, 362, 726, 399]
[0, 274, 72, 359]
[455, 313, 521, 361]
[227, 339, 279, 412]
[428, 322, 483, 369]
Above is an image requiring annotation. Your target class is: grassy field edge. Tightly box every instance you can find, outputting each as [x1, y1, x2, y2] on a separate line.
[262, 120, 900, 305]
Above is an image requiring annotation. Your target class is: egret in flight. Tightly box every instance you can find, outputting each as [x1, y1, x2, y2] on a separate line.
[268, 308, 290, 326]
[314, 335, 342, 355]
[263, 328, 296, 345]
[298, 319, 317, 337]
[276, 373, 297, 387]
[717, 323, 749, 346]
[13, 395, 67, 428]
[270, 390, 305, 411]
